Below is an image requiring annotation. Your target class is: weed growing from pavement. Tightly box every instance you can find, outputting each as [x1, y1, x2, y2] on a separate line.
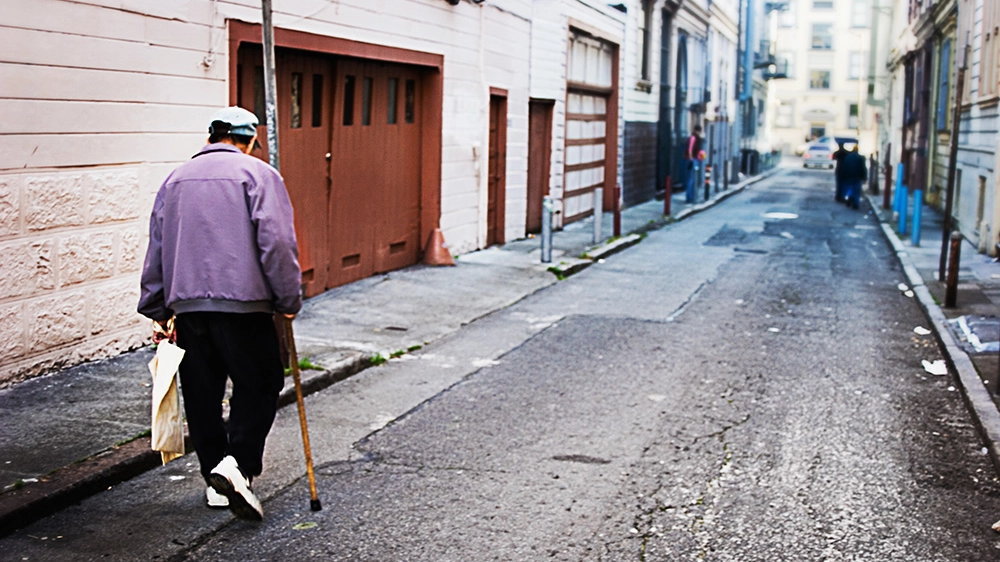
[369, 353, 387, 366]
[407, 344, 423, 352]
[114, 429, 152, 447]
[389, 349, 405, 359]
[298, 356, 323, 371]
[547, 266, 567, 280]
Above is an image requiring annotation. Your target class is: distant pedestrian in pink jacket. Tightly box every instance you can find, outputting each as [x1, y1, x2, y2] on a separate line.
[684, 125, 705, 203]
[138, 106, 301, 522]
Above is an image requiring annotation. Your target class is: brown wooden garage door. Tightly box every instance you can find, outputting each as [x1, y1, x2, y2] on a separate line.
[329, 58, 423, 287]
[236, 47, 423, 294]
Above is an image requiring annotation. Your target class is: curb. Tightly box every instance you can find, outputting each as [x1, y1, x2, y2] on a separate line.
[866, 192, 1000, 475]
[0, 353, 373, 538]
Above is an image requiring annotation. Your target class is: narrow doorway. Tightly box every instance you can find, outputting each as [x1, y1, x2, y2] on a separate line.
[526, 99, 554, 233]
[487, 91, 508, 246]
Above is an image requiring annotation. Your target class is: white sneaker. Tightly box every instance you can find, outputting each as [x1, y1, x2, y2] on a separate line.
[208, 456, 263, 521]
[205, 486, 229, 508]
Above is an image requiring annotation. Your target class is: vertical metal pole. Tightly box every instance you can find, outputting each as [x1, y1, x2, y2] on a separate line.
[912, 189, 923, 246]
[898, 185, 908, 235]
[892, 162, 903, 213]
[945, 231, 962, 308]
[261, 0, 280, 171]
[540, 196, 553, 263]
[704, 163, 711, 201]
[593, 188, 603, 244]
[940, 45, 969, 281]
[883, 144, 892, 209]
[613, 185, 622, 237]
[664, 176, 672, 216]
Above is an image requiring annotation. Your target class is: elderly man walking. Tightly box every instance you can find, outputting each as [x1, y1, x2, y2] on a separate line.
[138, 106, 302, 521]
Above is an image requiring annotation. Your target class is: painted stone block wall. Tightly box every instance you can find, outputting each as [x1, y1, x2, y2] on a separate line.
[0, 168, 149, 386]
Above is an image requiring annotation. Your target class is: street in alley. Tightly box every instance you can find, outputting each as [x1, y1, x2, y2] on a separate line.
[3, 168, 1000, 561]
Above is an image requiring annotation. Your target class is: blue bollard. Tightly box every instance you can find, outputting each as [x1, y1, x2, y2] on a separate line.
[895, 164, 907, 235]
[899, 186, 908, 235]
[912, 190, 923, 246]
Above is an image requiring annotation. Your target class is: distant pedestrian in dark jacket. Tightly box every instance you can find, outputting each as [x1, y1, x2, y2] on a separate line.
[839, 146, 867, 209]
[138, 106, 301, 522]
[833, 142, 850, 202]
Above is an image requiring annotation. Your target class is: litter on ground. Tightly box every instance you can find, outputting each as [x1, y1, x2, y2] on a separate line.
[922, 360, 948, 376]
[914, 326, 932, 336]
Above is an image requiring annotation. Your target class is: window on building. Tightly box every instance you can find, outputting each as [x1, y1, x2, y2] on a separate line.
[776, 101, 795, 128]
[777, 51, 795, 78]
[851, 0, 870, 28]
[813, 1, 834, 9]
[937, 38, 951, 130]
[812, 23, 833, 50]
[849, 51, 865, 79]
[981, 1, 1000, 99]
[779, 0, 796, 28]
[848, 103, 860, 129]
[810, 69, 831, 89]
[638, 0, 654, 82]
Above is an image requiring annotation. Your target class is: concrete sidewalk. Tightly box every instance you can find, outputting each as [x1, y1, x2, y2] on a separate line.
[0, 169, 777, 536]
[865, 187, 1000, 472]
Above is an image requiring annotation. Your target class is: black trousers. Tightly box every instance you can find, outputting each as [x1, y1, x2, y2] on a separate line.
[174, 312, 284, 482]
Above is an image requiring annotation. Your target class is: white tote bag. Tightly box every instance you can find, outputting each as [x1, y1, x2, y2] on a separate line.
[148, 341, 185, 465]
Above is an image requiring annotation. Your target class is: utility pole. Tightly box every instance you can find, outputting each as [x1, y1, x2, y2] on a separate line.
[261, 0, 280, 171]
[939, 43, 969, 282]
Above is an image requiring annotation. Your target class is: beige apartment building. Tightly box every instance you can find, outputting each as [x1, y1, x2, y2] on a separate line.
[768, 0, 877, 155]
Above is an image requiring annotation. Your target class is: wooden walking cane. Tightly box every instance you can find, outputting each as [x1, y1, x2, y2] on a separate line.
[283, 317, 322, 511]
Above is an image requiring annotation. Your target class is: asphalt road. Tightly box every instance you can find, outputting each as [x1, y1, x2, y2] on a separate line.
[184, 169, 1000, 560]
[6, 168, 1000, 560]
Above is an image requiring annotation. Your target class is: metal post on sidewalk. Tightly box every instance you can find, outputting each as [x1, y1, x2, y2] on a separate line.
[664, 176, 672, 216]
[540, 196, 553, 263]
[940, 44, 970, 282]
[592, 187, 603, 244]
[613, 185, 622, 238]
[912, 189, 923, 246]
[945, 231, 962, 308]
[704, 163, 711, 201]
[883, 145, 892, 209]
[898, 187, 908, 235]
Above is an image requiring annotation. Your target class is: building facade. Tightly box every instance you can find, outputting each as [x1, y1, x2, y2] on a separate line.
[0, 0, 766, 385]
[953, 0, 1000, 254]
[768, 0, 877, 155]
[1, 0, 627, 385]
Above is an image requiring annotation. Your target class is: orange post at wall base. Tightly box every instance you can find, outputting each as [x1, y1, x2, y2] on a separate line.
[423, 228, 456, 266]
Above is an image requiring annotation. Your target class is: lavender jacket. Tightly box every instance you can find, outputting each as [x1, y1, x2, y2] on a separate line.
[138, 144, 302, 321]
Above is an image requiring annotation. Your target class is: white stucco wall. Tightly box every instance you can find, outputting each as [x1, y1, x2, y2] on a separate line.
[528, 0, 625, 227]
